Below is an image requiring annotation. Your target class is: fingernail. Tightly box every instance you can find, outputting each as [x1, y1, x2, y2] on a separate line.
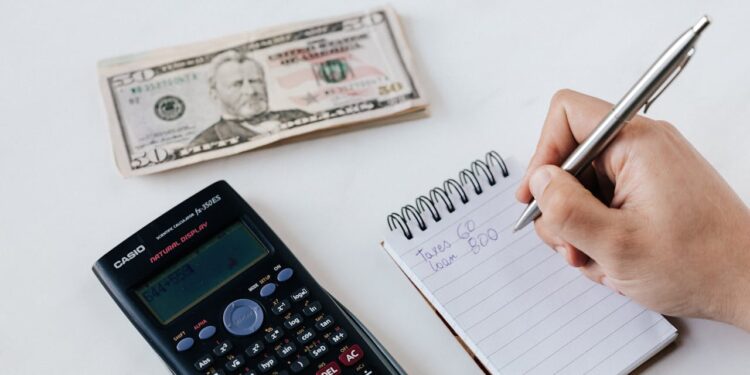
[555, 246, 568, 259]
[529, 168, 552, 200]
[601, 277, 621, 294]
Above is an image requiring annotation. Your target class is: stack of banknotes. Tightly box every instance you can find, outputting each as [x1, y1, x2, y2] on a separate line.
[98, 6, 427, 176]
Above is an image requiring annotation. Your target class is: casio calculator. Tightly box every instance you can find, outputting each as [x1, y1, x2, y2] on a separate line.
[93, 181, 404, 375]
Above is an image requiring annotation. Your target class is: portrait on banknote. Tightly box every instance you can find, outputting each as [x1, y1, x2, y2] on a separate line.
[187, 50, 310, 149]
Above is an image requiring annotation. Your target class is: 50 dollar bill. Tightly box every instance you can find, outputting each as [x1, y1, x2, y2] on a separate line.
[98, 6, 426, 176]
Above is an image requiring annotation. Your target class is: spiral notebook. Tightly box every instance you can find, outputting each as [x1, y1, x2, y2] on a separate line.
[381, 151, 677, 375]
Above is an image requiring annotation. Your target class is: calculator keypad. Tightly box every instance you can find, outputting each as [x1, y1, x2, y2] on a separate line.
[257, 356, 277, 373]
[245, 341, 264, 358]
[314, 315, 334, 332]
[301, 301, 321, 317]
[296, 328, 315, 345]
[225, 355, 245, 372]
[213, 340, 233, 357]
[283, 314, 303, 330]
[176, 265, 380, 374]
[264, 327, 284, 344]
[194, 354, 213, 371]
[271, 300, 291, 316]
[289, 356, 309, 373]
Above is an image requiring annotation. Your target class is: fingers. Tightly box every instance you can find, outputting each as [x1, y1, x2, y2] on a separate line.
[532, 223, 590, 267]
[516, 89, 616, 203]
[533, 222, 622, 294]
[528, 164, 626, 262]
[578, 259, 606, 284]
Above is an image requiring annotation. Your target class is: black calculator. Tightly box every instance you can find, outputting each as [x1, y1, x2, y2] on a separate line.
[93, 181, 404, 375]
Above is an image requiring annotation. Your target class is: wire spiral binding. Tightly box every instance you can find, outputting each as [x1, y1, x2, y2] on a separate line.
[387, 151, 509, 239]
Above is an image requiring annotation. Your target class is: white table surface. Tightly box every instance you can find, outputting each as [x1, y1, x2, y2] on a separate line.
[1, 0, 748, 373]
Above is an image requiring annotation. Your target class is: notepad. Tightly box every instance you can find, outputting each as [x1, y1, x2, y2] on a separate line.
[382, 152, 676, 375]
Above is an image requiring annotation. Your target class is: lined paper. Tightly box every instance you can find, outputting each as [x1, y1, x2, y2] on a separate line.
[383, 162, 676, 374]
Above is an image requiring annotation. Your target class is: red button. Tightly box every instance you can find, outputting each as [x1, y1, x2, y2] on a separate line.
[316, 361, 341, 375]
[338, 344, 364, 366]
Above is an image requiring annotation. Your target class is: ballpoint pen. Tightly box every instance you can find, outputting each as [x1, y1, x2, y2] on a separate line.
[512, 15, 711, 232]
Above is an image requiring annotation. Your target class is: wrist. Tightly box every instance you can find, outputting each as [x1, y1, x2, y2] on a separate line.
[724, 214, 750, 331]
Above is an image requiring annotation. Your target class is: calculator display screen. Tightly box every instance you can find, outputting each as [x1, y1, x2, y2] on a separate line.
[135, 222, 269, 324]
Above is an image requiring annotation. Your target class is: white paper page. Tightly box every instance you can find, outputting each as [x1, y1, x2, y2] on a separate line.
[383, 160, 676, 375]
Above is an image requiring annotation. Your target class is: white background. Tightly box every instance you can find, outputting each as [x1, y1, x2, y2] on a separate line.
[1, 0, 748, 373]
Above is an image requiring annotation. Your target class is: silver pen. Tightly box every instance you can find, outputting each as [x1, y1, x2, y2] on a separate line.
[513, 15, 711, 232]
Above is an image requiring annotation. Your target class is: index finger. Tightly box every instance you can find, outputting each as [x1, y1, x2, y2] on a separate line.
[515, 89, 615, 203]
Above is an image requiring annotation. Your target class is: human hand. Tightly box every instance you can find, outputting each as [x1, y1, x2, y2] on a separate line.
[516, 89, 750, 330]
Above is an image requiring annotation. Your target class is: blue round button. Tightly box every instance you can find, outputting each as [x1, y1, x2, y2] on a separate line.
[277, 268, 294, 282]
[176, 337, 194, 352]
[223, 299, 264, 336]
[198, 325, 216, 340]
[260, 283, 277, 297]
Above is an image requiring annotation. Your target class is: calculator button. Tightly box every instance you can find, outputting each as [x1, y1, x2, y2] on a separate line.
[315, 315, 334, 331]
[257, 356, 277, 373]
[316, 361, 340, 375]
[193, 354, 213, 371]
[296, 328, 315, 345]
[199, 325, 217, 340]
[264, 326, 284, 344]
[242, 371, 258, 375]
[207, 370, 226, 375]
[283, 314, 303, 330]
[338, 344, 364, 366]
[260, 283, 277, 297]
[271, 299, 291, 315]
[213, 340, 233, 357]
[276, 341, 296, 358]
[223, 299, 264, 336]
[327, 328, 347, 345]
[290, 287, 309, 303]
[175, 337, 194, 352]
[289, 356, 310, 373]
[277, 268, 294, 282]
[302, 301, 321, 317]
[225, 355, 245, 372]
[309, 342, 329, 359]
[245, 340, 264, 358]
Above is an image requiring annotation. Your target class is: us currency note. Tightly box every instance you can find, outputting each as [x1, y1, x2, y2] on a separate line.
[99, 6, 426, 176]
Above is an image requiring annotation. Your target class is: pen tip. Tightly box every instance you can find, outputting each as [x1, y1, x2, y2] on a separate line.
[693, 15, 711, 34]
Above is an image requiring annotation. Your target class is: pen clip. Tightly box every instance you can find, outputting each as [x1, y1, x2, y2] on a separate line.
[644, 47, 695, 113]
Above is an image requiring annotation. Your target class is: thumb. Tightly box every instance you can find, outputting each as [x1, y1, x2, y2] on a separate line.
[529, 165, 622, 260]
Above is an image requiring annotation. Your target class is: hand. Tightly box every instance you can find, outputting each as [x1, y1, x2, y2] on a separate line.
[516, 89, 750, 330]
